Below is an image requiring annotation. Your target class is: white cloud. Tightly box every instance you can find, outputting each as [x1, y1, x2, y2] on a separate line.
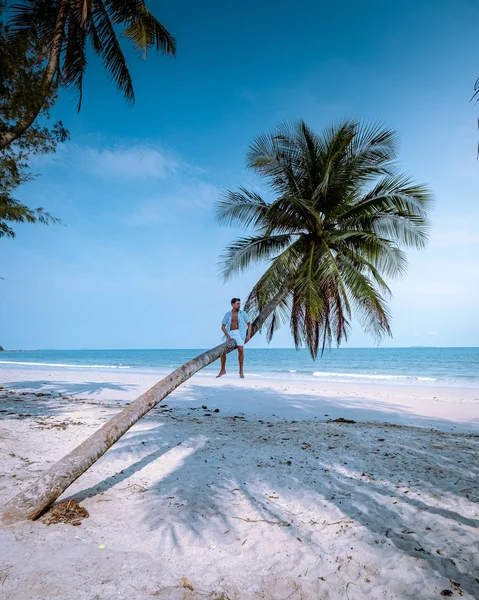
[34, 142, 187, 180]
[32, 139, 223, 224]
[82, 145, 182, 179]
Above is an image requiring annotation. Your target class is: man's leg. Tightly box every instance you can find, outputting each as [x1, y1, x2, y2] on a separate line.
[216, 354, 227, 378]
[238, 346, 244, 378]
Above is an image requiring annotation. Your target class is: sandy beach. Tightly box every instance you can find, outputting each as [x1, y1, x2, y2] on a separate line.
[0, 367, 478, 599]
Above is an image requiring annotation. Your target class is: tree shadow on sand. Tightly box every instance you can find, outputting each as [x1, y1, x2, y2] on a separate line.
[2, 379, 137, 396]
[170, 380, 479, 433]
[62, 383, 479, 597]
[0, 380, 137, 422]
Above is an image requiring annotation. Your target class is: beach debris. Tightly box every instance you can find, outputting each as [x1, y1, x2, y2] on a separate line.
[440, 591, 453, 597]
[39, 499, 89, 526]
[328, 418, 356, 424]
[230, 516, 290, 527]
[345, 581, 358, 600]
[180, 578, 194, 591]
[326, 519, 354, 526]
[98, 544, 105, 549]
[450, 580, 462, 591]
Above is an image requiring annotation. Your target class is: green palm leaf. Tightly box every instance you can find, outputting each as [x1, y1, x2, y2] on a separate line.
[216, 188, 269, 229]
[90, 1, 134, 104]
[219, 234, 295, 281]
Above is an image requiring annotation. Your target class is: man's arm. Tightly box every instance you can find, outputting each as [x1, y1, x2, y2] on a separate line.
[221, 312, 231, 339]
[245, 321, 252, 343]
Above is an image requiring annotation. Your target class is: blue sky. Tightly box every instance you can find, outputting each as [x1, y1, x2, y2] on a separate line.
[1, 0, 478, 350]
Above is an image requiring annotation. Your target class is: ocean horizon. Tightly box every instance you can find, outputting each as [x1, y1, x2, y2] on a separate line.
[1, 347, 478, 389]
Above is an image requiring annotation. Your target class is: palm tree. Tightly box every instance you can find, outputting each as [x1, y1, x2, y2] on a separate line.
[0, 0, 176, 150]
[1, 120, 431, 524]
[218, 120, 431, 357]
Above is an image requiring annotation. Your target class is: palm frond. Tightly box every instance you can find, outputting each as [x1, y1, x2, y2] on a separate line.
[244, 238, 305, 313]
[246, 124, 304, 196]
[333, 230, 408, 278]
[337, 174, 432, 222]
[261, 296, 292, 343]
[91, 0, 134, 104]
[62, 5, 88, 110]
[9, 1, 57, 47]
[218, 234, 294, 281]
[104, 0, 175, 56]
[215, 188, 269, 229]
[337, 253, 392, 340]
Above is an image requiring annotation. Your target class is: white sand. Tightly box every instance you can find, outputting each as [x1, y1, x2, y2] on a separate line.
[0, 366, 478, 599]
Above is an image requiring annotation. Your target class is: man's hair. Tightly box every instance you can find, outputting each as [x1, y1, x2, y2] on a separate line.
[231, 297, 240, 305]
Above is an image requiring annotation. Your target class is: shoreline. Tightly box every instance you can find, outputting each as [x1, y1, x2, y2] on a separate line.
[1, 365, 478, 433]
[1, 346, 478, 392]
[2, 362, 479, 391]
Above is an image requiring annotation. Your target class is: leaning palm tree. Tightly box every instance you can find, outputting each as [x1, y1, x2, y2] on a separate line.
[0, 0, 175, 150]
[1, 119, 431, 524]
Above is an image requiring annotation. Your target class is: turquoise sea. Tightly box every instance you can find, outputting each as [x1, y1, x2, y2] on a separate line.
[0, 347, 478, 388]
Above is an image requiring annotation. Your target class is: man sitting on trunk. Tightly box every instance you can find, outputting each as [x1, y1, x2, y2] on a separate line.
[216, 298, 252, 379]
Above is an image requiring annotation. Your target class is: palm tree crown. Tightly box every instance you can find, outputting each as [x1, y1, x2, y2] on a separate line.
[217, 120, 432, 358]
[10, 0, 176, 108]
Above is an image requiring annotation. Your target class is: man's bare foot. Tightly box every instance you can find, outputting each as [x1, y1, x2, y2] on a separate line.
[216, 370, 226, 378]
[239, 371, 244, 379]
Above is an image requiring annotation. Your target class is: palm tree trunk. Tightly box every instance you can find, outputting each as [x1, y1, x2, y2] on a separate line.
[1, 289, 287, 524]
[0, 1, 68, 151]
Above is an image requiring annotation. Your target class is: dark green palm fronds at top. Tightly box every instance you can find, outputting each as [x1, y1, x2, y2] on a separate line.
[8, 0, 176, 110]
